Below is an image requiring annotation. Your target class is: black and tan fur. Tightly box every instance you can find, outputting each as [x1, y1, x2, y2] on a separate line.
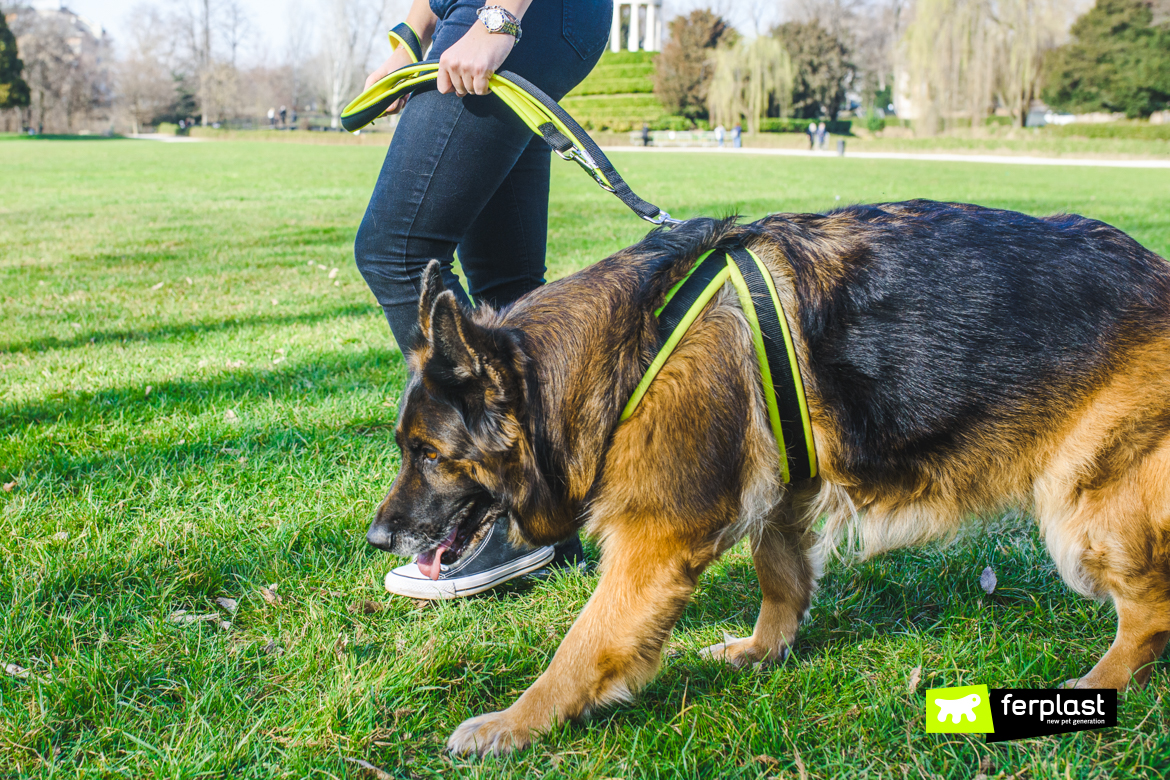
[366, 200, 1170, 755]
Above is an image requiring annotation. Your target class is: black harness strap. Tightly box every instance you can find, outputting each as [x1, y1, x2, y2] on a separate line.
[725, 246, 815, 482]
[656, 252, 726, 345]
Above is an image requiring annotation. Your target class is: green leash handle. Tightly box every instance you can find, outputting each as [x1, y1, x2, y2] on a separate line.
[341, 63, 679, 226]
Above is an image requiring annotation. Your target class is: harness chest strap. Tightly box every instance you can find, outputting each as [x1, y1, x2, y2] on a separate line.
[619, 246, 818, 483]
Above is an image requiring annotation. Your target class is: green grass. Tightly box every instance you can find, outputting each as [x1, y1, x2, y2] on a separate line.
[3, 139, 1170, 778]
[563, 51, 665, 131]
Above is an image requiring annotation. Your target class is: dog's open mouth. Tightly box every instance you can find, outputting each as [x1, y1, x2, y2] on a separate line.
[414, 501, 496, 580]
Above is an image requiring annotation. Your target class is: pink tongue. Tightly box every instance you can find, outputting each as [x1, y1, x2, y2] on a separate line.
[416, 527, 459, 581]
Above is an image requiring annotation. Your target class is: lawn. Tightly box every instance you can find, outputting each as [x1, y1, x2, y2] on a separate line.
[2, 137, 1170, 779]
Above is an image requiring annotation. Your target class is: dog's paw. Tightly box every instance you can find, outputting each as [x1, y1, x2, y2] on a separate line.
[447, 710, 533, 757]
[699, 633, 787, 668]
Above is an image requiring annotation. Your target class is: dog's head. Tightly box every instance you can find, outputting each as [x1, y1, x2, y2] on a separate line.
[366, 262, 536, 579]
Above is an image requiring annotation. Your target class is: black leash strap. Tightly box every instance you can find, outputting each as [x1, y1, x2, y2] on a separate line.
[497, 71, 673, 224]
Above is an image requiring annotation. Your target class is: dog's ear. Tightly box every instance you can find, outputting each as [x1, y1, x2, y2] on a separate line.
[417, 260, 445, 336]
[429, 290, 513, 392]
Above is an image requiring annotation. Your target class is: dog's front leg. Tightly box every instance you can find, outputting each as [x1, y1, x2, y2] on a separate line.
[447, 526, 713, 756]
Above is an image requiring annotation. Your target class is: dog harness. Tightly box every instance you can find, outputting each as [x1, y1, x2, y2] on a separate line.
[620, 246, 818, 483]
[342, 58, 817, 481]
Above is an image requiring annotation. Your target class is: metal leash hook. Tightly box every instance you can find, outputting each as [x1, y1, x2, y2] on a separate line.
[645, 211, 682, 227]
[557, 146, 615, 193]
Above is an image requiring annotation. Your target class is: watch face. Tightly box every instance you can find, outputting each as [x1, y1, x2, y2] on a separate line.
[484, 8, 504, 30]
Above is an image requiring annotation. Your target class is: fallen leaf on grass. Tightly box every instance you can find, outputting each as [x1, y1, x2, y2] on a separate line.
[218, 621, 232, 631]
[979, 566, 997, 595]
[225, 359, 246, 369]
[343, 758, 392, 780]
[3, 479, 18, 492]
[186, 277, 193, 285]
[216, 597, 238, 614]
[410, 599, 431, 610]
[4, 663, 30, 679]
[224, 409, 240, 423]
[262, 637, 282, 655]
[272, 356, 286, 365]
[348, 601, 386, 615]
[259, 586, 282, 605]
[753, 755, 780, 768]
[908, 665, 922, 694]
[151, 282, 164, 291]
[328, 267, 339, 279]
[168, 610, 220, 625]
[52, 531, 69, 541]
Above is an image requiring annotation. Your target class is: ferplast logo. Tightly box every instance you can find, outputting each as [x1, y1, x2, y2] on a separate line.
[923, 685, 1118, 742]
[925, 685, 995, 734]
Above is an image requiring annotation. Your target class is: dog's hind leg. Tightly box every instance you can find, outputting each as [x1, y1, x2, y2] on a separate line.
[699, 493, 817, 667]
[446, 520, 720, 756]
[1040, 423, 1170, 691]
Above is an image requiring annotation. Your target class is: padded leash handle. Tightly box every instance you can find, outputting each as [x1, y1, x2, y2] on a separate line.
[341, 63, 680, 226]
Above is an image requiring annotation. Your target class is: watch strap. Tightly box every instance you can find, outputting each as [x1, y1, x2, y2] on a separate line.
[478, 6, 522, 41]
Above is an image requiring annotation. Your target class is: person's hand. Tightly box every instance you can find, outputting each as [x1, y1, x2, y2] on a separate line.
[437, 23, 515, 97]
[364, 45, 417, 116]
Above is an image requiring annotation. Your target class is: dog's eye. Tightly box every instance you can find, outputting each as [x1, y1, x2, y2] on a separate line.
[422, 447, 439, 462]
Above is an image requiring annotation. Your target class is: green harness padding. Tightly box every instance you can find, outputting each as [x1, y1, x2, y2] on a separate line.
[620, 245, 818, 483]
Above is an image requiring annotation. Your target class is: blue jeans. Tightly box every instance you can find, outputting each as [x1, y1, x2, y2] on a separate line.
[355, 0, 612, 349]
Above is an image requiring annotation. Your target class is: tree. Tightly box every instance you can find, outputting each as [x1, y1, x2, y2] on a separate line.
[653, 9, 737, 121]
[708, 37, 793, 131]
[771, 20, 851, 119]
[1042, 0, 1170, 118]
[0, 7, 30, 110]
[118, 3, 179, 133]
[902, 0, 1076, 131]
[322, 0, 388, 129]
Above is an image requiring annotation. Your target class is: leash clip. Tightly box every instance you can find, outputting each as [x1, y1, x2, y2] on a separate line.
[558, 146, 615, 193]
[644, 210, 682, 227]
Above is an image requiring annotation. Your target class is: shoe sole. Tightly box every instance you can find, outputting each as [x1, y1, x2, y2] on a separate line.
[383, 545, 556, 600]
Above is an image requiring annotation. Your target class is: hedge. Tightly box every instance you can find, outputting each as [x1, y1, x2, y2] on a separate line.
[757, 118, 853, 134]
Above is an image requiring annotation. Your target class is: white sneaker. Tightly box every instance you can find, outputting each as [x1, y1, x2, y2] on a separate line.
[383, 515, 555, 600]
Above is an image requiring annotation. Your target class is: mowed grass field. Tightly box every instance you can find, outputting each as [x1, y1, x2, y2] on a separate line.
[3, 137, 1170, 779]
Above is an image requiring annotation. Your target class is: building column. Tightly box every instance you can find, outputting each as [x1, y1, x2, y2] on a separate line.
[627, 0, 640, 52]
[610, 1, 622, 52]
[645, 0, 657, 51]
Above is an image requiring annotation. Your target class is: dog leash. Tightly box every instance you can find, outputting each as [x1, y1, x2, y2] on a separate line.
[341, 61, 681, 226]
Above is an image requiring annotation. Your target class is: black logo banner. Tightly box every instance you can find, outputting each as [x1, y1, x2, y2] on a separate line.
[986, 689, 1117, 743]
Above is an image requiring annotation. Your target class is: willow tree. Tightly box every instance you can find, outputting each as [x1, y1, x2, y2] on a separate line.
[903, 0, 1075, 132]
[708, 37, 794, 132]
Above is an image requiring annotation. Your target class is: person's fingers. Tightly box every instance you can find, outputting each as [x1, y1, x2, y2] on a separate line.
[436, 65, 452, 94]
[472, 66, 491, 96]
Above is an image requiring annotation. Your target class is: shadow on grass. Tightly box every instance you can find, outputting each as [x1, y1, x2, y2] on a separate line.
[1, 302, 382, 355]
[0, 134, 126, 142]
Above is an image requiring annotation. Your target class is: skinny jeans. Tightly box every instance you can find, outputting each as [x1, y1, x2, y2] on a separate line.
[355, 0, 612, 349]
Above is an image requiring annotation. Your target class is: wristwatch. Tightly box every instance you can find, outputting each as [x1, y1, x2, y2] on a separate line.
[477, 5, 522, 41]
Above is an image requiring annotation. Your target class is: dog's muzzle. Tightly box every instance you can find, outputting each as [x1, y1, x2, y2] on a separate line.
[366, 521, 395, 551]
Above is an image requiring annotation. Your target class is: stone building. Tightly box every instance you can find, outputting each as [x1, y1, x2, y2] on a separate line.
[610, 0, 663, 52]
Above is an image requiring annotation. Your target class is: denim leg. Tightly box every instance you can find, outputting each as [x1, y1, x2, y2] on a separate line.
[354, 88, 534, 349]
[458, 136, 551, 310]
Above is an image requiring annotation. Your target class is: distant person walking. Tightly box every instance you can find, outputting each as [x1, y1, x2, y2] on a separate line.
[732, 123, 741, 148]
[267, 107, 276, 128]
[807, 121, 816, 149]
[641, 122, 650, 147]
[279, 105, 287, 126]
[714, 124, 725, 147]
[816, 121, 826, 150]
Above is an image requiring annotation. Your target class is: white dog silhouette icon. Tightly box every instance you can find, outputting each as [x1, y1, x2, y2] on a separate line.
[934, 693, 981, 723]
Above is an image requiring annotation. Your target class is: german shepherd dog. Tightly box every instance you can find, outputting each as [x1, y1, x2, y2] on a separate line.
[366, 200, 1170, 755]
